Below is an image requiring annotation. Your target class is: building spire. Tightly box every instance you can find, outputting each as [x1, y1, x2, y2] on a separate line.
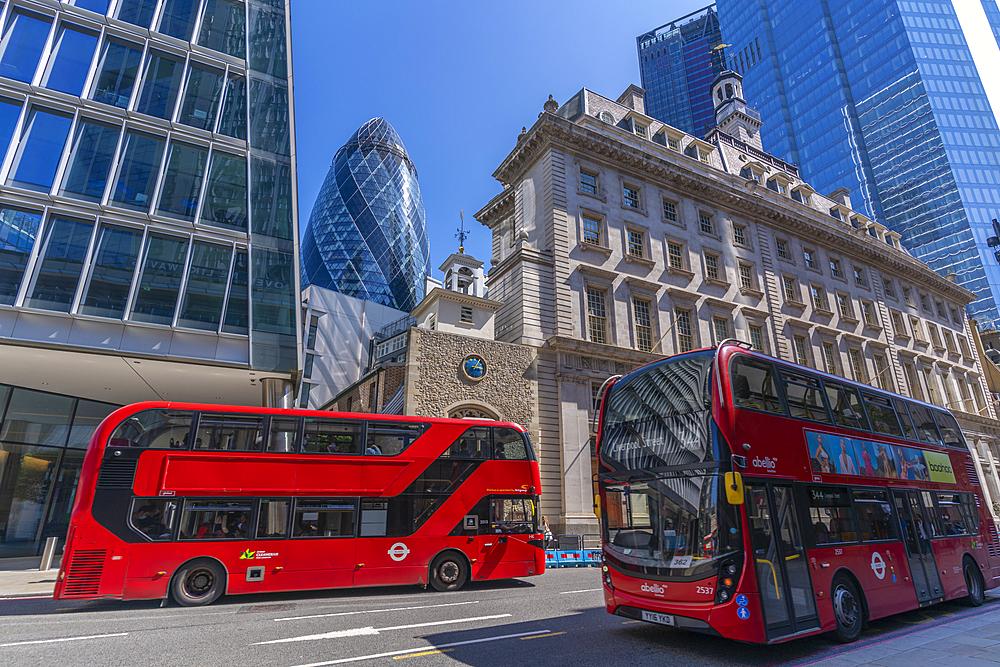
[456, 210, 468, 253]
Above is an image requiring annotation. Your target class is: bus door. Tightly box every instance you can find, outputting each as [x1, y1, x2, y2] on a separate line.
[746, 482, 819, 639]
[891, 490, 943, 603]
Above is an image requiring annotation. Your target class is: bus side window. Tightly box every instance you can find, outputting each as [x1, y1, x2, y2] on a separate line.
[961, 493, 981, 535]
[907, 403, 942, 445]
[365, 422, 424, 456]
[302, 419, 362, 454]
[920, 491, 946, 537]
[442, 427, 491, 459]
[491, 497, 535, 534]
[823, 382, 869, 432]
[731, 357, 784, 414]
[807, 486, 858, 545]
[292, 499, 356, 538]
[862, 393, 902, 438]
[108, 409, 195, 448]
[178, 499, 252, 540]
[892, 399, 917, 441]
[932, 410, 964, 449]
[493, 427, 529, 460]
[256, 499, 290, 538]
[852, 490, 896, 541]
[779, 369, 830, 422]
[936, 493, 968, 536]
[128, 498, 177, 541]
[194, 413, 265, 451]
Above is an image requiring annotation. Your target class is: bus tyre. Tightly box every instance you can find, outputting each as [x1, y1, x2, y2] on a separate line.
[429, 552, 467, 592]
[171, 559, 226, 607]
[964, 558, 985, 607]
[831, 575, 863, 643]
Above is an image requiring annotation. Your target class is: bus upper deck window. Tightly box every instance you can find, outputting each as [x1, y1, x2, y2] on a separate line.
[108, 409, 195, 448]
[366, 422, 424, 456]
[194, 413, 266, 451]
[494, 427, 529, 460]
[731, 356, 783, 414]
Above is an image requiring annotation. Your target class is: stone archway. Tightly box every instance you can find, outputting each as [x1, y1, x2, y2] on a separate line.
[447, 402, 501, 420]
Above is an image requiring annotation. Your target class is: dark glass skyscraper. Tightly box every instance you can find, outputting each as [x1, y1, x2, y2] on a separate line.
[637, 5, 725, 136]
[715, 0, 1000, 327]
[301, 118, 430, 312]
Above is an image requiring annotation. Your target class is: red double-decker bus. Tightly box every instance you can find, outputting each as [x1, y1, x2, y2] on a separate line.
[597, 341, 1000, 643]
[54, 402, 543, 606]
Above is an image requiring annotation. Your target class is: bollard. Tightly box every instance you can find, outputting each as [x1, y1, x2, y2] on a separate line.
[39, 536, 58, 571]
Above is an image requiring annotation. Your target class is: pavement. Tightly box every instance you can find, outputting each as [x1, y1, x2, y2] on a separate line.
[0, 557, 60, 599]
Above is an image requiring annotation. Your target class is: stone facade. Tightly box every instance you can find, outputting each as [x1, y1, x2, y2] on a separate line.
[476, 77, 1000, 533]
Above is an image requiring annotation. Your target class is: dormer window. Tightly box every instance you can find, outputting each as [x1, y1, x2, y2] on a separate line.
[599, 111, 614, 124]
[634, 123, 647, 138]
[791, 185, 813, 205]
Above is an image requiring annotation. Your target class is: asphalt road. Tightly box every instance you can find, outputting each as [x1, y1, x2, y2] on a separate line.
[1, 568, 998, 667]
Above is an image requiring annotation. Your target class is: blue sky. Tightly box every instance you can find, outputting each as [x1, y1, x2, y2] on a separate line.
[290, 0, 708, 273]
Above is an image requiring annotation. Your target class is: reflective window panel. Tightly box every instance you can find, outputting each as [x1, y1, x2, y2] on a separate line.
[201, 152, 247, 231]
[178, 64, 224, 131]
[250, 157, 293, 240]
[0, 387, 74, 447]
[248, 78, 289, 155]
[0, 208, 42, 305]
[130, 235, 190, 325]
[135, 52, 184, 120]
[217, 76, 247, 140]
[111, 131, 165, 211]
[40, 449, 85, 547]
[67, 400, 118, 448]
[24, 217, 94, 312]
[199, 0, 246, 58]
[115, 0, 158, 29]
[178, 242, 231, 330]
[248, 5, 287, 78]
[91, 39, 143, 108]
[0, 443, 63, 557]
[59, 119, 121, 202]
[79, 226, 142, 318]
[71, 1, 112, 14]
[157, 142, 208, 220]
[0, 10, 52, 83]
[222, 250, 248, 335]
[251, 247, 295, 335]
[158, 0, 201, 41]
[0, 98, 21, 161]
[40, 23, 99, 96]
[7, 108, 73, 193]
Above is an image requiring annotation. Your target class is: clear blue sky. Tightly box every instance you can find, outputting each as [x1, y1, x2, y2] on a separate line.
[290, 1, 709, 273]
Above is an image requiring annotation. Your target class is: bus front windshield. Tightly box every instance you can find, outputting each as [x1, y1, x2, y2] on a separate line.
[599, 351, 738, 578]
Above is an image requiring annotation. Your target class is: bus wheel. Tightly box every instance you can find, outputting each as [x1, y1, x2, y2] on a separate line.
[171, 559, 226, 607]
[429, 552, 467, 592]
[964, 558, 985, 607]
[831, 575, 863, 643]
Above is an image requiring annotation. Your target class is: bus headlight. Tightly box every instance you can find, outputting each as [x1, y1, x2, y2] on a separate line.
[602, 564, 613, 590]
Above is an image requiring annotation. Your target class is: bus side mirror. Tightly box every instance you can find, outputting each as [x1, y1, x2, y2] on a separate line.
[725, 472, 744, 505]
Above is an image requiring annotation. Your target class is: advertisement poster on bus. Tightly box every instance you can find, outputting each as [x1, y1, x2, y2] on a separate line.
[805, 430, 953, 483]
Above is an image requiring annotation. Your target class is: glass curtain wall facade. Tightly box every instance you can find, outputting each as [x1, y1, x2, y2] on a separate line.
[300, 118, 430, 312]
[0, 383, 117, 558]
[0, 0, 299, 372]
[716, 0, 1000, 328]
[637, 5, 725, 136]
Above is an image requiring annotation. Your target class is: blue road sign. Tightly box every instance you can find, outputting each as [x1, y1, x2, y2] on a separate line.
[737, 606, 750, 620]
[735, 594, 749, 607]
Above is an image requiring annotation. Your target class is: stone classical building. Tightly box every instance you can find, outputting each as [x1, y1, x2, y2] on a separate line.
[475, 74, 1000, 534]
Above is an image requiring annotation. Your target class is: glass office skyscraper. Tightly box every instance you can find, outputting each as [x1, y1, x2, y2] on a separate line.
[301, 118, 430, 312]
[637, 5, 725, 136]
[715, 0, 1000, 327]
[0, 0, 299, 557]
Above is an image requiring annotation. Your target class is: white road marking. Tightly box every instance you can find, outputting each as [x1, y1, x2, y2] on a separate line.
[558, 589, 601, 594]
[0, 632, 128, 648]
[0, 596, 51, 601]
[275, 600, 480, 622]
[285, 629, 550, 667]
[255, 614, 512, 645]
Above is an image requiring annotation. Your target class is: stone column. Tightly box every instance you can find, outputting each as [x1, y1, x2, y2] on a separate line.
[557, 374, 599, 537]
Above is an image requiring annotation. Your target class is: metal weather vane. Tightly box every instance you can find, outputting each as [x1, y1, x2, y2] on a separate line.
[456, 210, 469, 253]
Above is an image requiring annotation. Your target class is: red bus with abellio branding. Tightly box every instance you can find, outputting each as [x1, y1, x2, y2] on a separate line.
[596, 340, 1000, 643]
[54, 402, 543, 606]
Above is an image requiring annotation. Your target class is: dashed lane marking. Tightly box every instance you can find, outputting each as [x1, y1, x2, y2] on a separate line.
[392, 649, 454, 659]
[255, 614, 512, 645]
[0, 632, 128, 648]
[275, 601, 479, 622]
[558, 589, 601, 595]
[285, 629, 550, 667]
[520, 632, 566, 640]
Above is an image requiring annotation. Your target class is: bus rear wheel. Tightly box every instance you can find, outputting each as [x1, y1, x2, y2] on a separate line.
[831, 575, 863, 643]
[429, 552, 468, 592]
[171, 559, 226, 607]
[964, 558, 985, 607]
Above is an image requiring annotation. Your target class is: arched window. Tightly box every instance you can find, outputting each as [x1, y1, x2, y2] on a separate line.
[725, 83, 733, 98]
[449, 405, 499, 420]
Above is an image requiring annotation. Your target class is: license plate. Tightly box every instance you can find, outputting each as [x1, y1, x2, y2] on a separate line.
[641, 610, 675, 626]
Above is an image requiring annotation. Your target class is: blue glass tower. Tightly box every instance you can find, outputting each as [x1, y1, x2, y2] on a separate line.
[715, 0, 1000, 327]
[301, 118, 430, 312]
[637, 6, 725, 136]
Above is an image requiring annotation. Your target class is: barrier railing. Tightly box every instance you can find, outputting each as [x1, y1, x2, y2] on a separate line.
[545, 534, 602, 568]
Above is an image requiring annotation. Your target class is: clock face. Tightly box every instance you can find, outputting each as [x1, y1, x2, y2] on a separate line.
[462, 355, 487, 381]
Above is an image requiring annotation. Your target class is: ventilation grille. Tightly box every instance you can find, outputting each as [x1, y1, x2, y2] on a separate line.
[988, 525, 1000, 561]
[64, 549, 106, 596]
[96, 458, 138, 488]
[965, 461, 981, 486]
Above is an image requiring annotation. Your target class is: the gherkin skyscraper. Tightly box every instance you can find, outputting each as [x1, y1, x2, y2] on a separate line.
[301, 118, 430, 311]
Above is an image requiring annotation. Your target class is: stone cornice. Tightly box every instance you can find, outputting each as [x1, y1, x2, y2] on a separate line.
[475, 187, 515, 227]
[546, 335, 661, 365]
[410, 288, 502, 320]
[484, 113, 975, 305]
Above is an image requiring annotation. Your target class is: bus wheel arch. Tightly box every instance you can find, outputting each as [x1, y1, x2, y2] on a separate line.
[830, 570, 867, 643]
[428, 550, 470, 592]
[962, 555, 985, 607]
[170, 557, 228, 607]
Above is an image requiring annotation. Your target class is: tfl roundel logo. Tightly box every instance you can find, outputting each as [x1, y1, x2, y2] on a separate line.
[388, 542, 410, 561]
